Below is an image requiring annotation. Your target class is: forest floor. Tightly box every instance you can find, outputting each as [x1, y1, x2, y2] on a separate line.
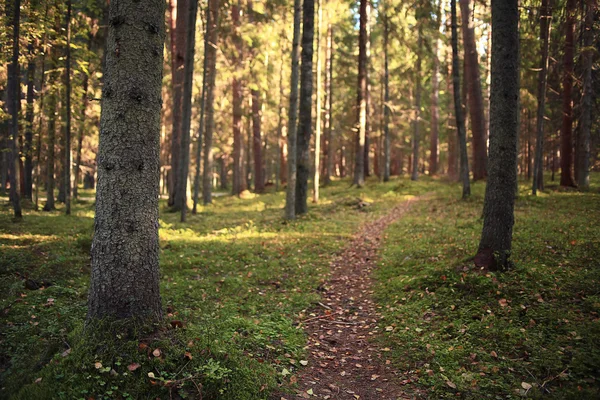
[1, 175, 599, 400]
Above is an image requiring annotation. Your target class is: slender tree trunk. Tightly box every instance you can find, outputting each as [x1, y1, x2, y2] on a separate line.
[231, 0, 245, 196]
[313, 0, 322, 203]
[202, 0, 219, 205]
[7, 0, 22, 218]
[577, 0, 595, 189]
[24, 44, 36, 201]
[459, 0, 487, 181]
[323, 23, 334, 185]
[73, 34, 93, 201]
[169, 0, 189, 208]
[285, 0, 301, 219]
[193, 2, 210, 212]
[178, 0, 198, 222]
[87, 0, 165, 321]
[64, 0, 72, 215]
[275, 40, 285, 192]
[451, 0, 470, 198]
[43, 68, 58, 212]
[246, 112, 252, 189]
[383, 7, 391, 182]
[446, 58, 459, 181]
[35, 14, 49, 209]
[429, 6, 441, 176]
[295, 0, 315, 215]
[475, 0, 519, 270]
[559, 0, 576, 187]
[411, 26, 422, 181]
[532, 0, 552, 194]
[353, 0, 368, 187]
[251, 89, 265, 193]
[363, 0, 371, 178]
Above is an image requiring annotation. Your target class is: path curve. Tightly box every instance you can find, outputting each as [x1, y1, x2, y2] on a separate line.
[286, 196, 426, 400]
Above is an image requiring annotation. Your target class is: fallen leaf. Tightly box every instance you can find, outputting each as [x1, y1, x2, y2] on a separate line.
[147, 372, 155, 378]
[281, 368, 290, 376]
[34, 377, 42, 383]
[446, 381, 457, 389]
[490, 351, 498, 358]
[371, 374, 380, 380]
[127, 363, 141, 372]
[299, 360, 308, 366]
[498, 299, 508, 307]
[385, 326, 393, 331]
[94, 362, 102, 369]
[152, 348, 161, 357]
[307, 388, 314, 395]
[61, 348, 71, 357]
[184, 352, 193, 360]
[521, 382, 532, 390]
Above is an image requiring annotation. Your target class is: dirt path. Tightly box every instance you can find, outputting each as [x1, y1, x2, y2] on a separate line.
[284, 197, 425, 400]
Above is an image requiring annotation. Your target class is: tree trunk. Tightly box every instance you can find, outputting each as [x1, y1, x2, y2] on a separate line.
[251, 89, 265, 193]
[178, 0, 198, 222]
[411, 26, 422, 181]
[74, 33, 94, 200]
[383, 7, 390, 182]
[577, 0, 595, 189]
[446, 58, 459, 181]
[24, 43, 36, 201]
[559, 0, 576, 187]
[275, 39, 285, 192]
[295, 0, 315, 215]
[363, 0, 371, 178]
[169, 0, 189, 208]
[313, 0, 322, 203]
[7, 0, 22, 218]
[532, 0, 552, 195]
[35, 12, 50, 209]
[475, 0, 519, 271]
[87, 0, 165, 321]
[193, 2, 210, 213]
[353, 0, 368, 187]
[201, 0, 219, 205]
[285, 0, 301, 219]
[43, 66, 58, 212]
[451, 0, 470, 198]
[429, 6, 441, 176]
[64, 0, 72, 215]
[459, 0, 487, 181]
[231, 0, 245, 196]
[323, 23, 334, 185]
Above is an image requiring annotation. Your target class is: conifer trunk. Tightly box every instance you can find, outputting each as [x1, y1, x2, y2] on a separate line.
[313, 0, 322, 203]
[251, 89, 265, 193]
[323, 23, 334, 185]
[353, 0, 368, 187]
[7, 0, 22, 218]
[87, 0, 165, 321]
[64, 0, 72, 215]
[411, 26, 422, 181]
[24, 44, 36, 201]
[476, 0, 519, 271]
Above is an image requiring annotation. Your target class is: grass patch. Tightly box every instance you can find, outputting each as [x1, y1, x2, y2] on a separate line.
[375, 174, 600, 399]
[0, 177, 433, 399]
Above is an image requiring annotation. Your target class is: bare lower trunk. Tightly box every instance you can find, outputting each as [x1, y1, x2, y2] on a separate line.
[323, 24, 334, 185]
[313, 0, 322, 203]
[64, 0, 72, 215]
[383, 8, 390, 182]
[201, 0, 219, 204]
[251, 89, 264, 193]
[285, 0, 301, 219]
[532, 0, 552, 195]
[476, 0, 519, 270]
[559, 0, 576, 187]
[7, 0, 22, 218]
[411, 27, 422, 181]
[353, 0, 368, 187]
[295, 0, 315, 215]
[451, 0, 470, 198]
[460, 0, 487, 181]
[87, 0, 165, 321]
[429, 8, 441, 176]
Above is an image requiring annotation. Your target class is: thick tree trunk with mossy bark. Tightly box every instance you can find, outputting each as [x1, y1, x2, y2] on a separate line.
[295, 0, 315, 215]
[87, 0, 165, 321]
[475, 0, 519, 271]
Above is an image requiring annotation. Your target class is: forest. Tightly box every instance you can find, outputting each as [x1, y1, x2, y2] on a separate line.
[0, 0, 599, 398]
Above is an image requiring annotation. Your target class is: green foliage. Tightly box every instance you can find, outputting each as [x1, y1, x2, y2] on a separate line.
[0, 177, 430, 399]
[375, 175, 600, 399]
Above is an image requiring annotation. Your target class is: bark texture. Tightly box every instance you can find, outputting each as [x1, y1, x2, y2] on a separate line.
[576, 0, 595, 189]
[7, 0, 22, 218]
[178, 0, 198, 222]
[201, 0, 219, 205]
[476, 0, 519, 271]
[411, 27, 422, 181]
[532, 0, 552, 195]
[87, 0, 165, 321]
[460, 0, 488, 181]
[231, 0, 245, 196]
[429, 7, 441, 176]
[285, 0, 301, 219]
[64, 0, 72, 215]
[559, 0, 576, 187]
[252, 89, 265, 193]
[323, 24, 334, 185]
[295, 0, 315, 215]
[451, 0, 470, 198]
[353, 0, 368, 187]
[383, 8, 390, 182]
[313, 0, 322, 203]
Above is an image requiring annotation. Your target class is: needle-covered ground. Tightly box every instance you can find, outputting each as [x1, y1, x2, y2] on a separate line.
[0, 175, 598, 399]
